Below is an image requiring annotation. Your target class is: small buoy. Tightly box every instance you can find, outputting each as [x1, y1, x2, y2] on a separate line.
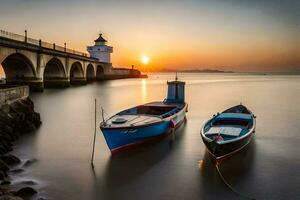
[169, 120, 176, 128]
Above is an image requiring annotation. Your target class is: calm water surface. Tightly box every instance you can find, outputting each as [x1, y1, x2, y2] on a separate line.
[12, 73, 300, 200]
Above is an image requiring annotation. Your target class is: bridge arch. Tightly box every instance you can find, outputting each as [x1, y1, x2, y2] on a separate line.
[70, 61, 85, 84]
[86, 64, 95, 82]
[1, 53, 36, 81]
[43, 57, 68, 87]
[96, 65, 105, 80]
[44, 57, 66, 79]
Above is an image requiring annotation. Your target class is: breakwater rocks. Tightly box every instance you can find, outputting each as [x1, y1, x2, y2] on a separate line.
[0, 98, 41, 200]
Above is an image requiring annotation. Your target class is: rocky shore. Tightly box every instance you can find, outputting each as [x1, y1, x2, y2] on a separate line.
[0, 98, 41, 200]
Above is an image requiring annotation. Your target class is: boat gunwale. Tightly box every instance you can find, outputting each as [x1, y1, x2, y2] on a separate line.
[100, 119, 164, 130]
[101, 103, 188, 130]
[117, 102, 185, 118]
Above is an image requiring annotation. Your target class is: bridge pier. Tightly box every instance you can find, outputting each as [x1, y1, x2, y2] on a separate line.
[44, 77, 70, 88]
[96, 75, 105, 81]
[86, 77, 96, 83]
[70, 78, 87, 85]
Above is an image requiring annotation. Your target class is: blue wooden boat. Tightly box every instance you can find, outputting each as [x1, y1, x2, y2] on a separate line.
[100, 76, 188, 154]
[201, 105, 256, 160]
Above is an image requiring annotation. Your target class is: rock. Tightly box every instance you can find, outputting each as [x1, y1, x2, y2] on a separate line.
[0, 170, 7, 180]
[9, 168, 24, 174]
[0, 155, 21, 166]
[0, 145, 8, 155]
[30, 113, 41, 127]
[25, 121, 36, 132]
[0, 97, 41, 200]
[1, 180, 11, 185]
[0, 141, 12, 153]
[11, 131, 20, 141]
[0, 104, 11, 113]
[3, 126, 14, 135]
[0, 111, 12, 125]
[0, 195, 24, 200]
[18, 180, 36, 186]
[14, 187, 37, 199]
[0, 133, 13, 144]
[0, 160, 9, 171]
[22, 159, 37, 167]
[20, 99, 34, 110]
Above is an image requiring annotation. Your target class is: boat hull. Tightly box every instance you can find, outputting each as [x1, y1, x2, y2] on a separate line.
[102, 121, 169, 153]
[201, 129, 254, 160]
[101, 103, 187, 154]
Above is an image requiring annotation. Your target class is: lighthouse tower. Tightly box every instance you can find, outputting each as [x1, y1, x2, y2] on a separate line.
[87, 34, 113, 63]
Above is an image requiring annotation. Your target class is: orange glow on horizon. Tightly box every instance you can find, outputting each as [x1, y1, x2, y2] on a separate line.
[109, 34, 300, 72]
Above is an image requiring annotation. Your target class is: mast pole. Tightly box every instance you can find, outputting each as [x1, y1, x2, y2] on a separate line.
[91, 98, 97, 168]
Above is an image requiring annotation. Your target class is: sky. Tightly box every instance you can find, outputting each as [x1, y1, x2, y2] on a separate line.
[0, 0, 299, 72]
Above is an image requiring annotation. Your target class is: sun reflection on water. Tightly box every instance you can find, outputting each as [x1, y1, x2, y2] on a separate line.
[198, 160, 204, 171]
[141, 78, 147, 103]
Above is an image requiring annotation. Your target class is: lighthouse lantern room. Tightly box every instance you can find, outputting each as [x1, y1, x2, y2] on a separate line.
[87, 34, 113, 63]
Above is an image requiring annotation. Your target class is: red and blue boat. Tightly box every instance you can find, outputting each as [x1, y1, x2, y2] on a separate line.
[100, 76, 188, 154]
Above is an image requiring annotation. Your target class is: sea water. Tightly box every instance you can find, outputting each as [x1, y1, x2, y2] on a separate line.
[12, 73, 300, 200]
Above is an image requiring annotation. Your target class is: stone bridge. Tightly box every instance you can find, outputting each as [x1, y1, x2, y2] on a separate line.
[0, 30, 144, 91]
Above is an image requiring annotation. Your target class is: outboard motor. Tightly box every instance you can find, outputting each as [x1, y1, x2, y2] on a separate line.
[165, 74, 185, 104]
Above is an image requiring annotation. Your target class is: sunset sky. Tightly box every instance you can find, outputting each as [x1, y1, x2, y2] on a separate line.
[0, 0, 299, 72]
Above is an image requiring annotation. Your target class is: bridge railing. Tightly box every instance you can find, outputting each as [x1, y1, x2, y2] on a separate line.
[0, 30, 25, 42]
[0, 85, 29, 106]
[56, 45, 65, 52]
[0, 30, 88, 57]
[27, 37, 40, 46]
[41, 41, 53, 49]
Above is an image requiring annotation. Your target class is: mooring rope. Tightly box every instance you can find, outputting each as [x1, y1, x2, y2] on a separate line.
[215, 162, 255, 200]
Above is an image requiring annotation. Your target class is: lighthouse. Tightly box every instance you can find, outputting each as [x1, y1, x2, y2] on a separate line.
[87, 34, 113, 63]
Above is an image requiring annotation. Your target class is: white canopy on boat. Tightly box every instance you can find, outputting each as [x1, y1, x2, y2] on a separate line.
[205, 127, 242, 137]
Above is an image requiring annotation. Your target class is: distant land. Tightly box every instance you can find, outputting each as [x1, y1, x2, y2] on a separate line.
[143, 68, 300, 75]
[156, 69, 234, 73]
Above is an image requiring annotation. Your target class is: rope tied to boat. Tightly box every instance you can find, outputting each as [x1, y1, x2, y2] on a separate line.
[215, 161, 256, 200]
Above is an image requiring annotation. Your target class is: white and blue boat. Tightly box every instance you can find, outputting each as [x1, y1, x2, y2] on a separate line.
[100, 76, 188, 154]
[201, 105, 256, 160]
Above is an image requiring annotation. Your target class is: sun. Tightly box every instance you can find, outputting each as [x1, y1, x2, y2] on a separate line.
[141, 55, 150, 65]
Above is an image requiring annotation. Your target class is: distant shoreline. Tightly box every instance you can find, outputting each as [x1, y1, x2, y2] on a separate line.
[156, 69, 234, 73]
[142, 70, 300, 75]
